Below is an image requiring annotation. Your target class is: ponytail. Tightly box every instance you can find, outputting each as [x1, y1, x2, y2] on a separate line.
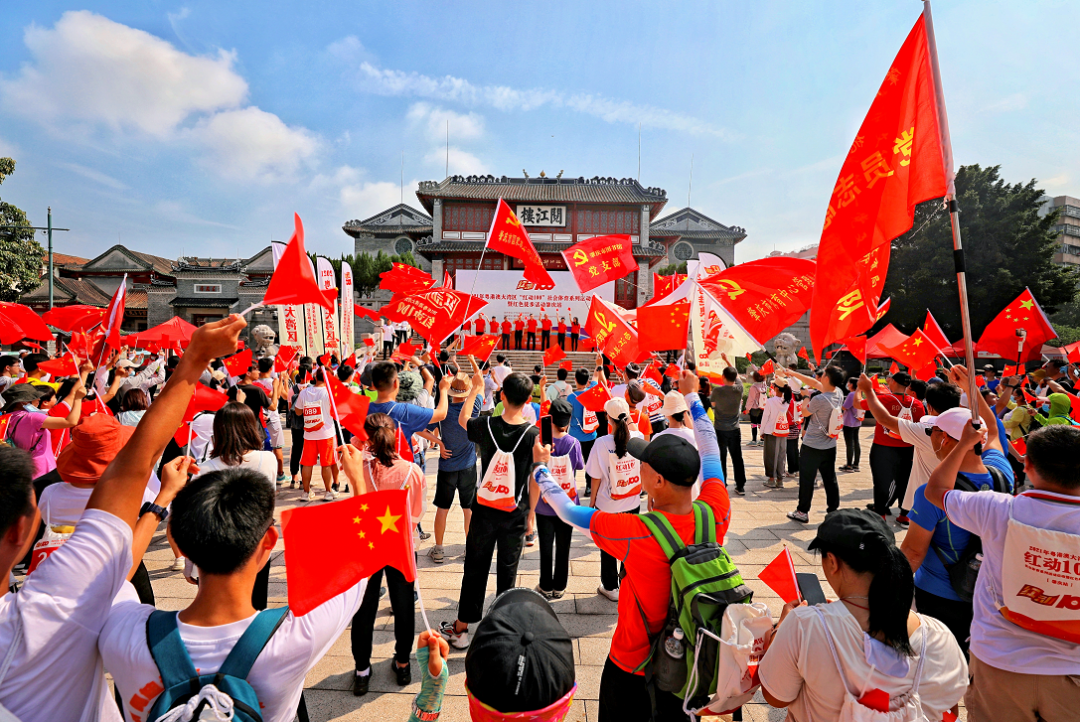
[613, 416, 630, 458]
[866, 544, 916, 656]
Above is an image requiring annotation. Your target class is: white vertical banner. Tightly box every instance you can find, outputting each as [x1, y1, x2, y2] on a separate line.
[340, 261, 355, 360]
[316, 256, 340, 354]
[271, 242, 308, 356]
[304, 256, 324, 357]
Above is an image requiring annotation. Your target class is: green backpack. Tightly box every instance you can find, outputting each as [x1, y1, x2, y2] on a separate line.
[636, 500, 753, 713]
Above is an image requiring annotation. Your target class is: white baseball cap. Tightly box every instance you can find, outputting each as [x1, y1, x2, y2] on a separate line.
[930, 407, 979, 440]
[661, 391, 689, 417]
[116, 359, 137, 369]
[604, 397, 631, 421]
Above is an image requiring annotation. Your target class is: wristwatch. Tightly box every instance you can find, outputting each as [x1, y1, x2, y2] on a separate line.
[139, 502, 169, 522]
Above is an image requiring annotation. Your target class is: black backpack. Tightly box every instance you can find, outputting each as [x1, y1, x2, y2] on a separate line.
[932, 466, 1010, 602]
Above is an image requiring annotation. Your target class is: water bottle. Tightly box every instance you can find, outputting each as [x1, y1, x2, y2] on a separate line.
[654, 627, 687, 692]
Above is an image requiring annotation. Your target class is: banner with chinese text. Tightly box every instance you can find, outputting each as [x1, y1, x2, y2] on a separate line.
[316, 257, 340, 353]
[340, 261, 355, 360]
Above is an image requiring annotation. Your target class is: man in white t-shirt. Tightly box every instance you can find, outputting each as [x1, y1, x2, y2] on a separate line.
[294, 368, 339, 502]
[490, 354, 511, 390]
[255, 357, 287, 483]
[0, 315, 246, 722]
[381, 320, 394, 359]
[926, 418, 1080, 720]
[99, 451, 370, 722]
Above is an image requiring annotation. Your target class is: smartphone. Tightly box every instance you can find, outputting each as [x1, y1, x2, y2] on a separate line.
[540, 415, 553, 447]
[796, 573, 828, 605]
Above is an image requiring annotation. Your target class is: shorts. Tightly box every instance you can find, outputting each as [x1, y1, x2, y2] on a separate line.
[300, 436, 337, 467]
[265, 411, 284, 449]
[434, 465, 478, 510]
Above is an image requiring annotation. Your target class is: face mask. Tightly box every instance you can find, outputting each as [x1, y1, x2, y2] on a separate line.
[22, 404, 40, 413]
[1041, 404, 1050, 414]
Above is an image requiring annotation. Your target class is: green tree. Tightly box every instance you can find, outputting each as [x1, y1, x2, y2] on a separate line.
[0, 159, 44, 302]
[330, 250, 420, 297]
[880, 164, 1078, 339]
[655, 261, 688, 276]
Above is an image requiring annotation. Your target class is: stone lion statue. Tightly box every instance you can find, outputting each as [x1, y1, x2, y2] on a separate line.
[773, 332, 801, 369]
[251, 324, 279, 358]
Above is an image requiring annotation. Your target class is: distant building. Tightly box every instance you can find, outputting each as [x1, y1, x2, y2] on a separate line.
[1041, 195, 1080, 266]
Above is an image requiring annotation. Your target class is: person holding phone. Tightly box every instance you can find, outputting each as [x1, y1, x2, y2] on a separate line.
[758, 509, 968, 721]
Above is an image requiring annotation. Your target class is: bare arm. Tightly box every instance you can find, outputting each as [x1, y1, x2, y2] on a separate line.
[428, 375, 451, 423]
[781, 367, 822, 392]
[900, 522, 933, 573]
[41, 382, 85, 429]
[128, 456, 193, 579]
[925, 419, 984, 510]
[856, 374, 899, 434]
[86, 315, 247, 528]
[458, 356, 483, 431]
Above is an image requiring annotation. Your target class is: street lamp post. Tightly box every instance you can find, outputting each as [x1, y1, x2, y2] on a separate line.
[0, 207, 70, 309]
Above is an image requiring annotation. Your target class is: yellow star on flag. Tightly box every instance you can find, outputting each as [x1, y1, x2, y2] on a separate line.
[1020, 299, 1034, 310]
[368, 542, 375, 550]
[357, 530, 366, 539]
[360, 504, 369, 512]
[377, 507, 402, 534]
[352, 516, 361, 524]
[912, 337, 922, 346]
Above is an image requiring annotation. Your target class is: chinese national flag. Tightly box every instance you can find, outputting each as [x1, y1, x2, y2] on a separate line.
[486, 199, 555, 290]
[173, 383, 229, 446]
[381, 290, 487, 347]
[575, 382, 612, 412]
[561, 234, 639, 293]
[380, 263, 436, 296]
[1068, 343, 1080, 365]
[808, 14, 948, 360]
[584, 297, 644, 367]
[543, 343, 567, 367]
[840, 335, 867, 365]
[664, 363, 681, 378]
[977, 288, 1057, 363]
[889, 361, 901, 375]
[637, 301, 690, 352]
[42, 305, 106, 333]
[1012, 437, 1027, 457]
[275, 346, 300, 374]
[100, 281, 127, 351]
[759, 548, 801, 604]
[397, 341, 418, 358]
[342, 351, 357, 369]
[797, 346, 809, 361]
[326, 372, 370, 439]
[281, 490, 415, 616]
[760, 359, 775, 375]
[652, 273, 687, 303]
[37, 353, 79, 378]
[923, 310, 951, 352]
[460, 334, 501, 363]
[559, 359, 573, 372]
[363, 337, 375, 347]
[1022, 388, 1037, 405]
[223, 348, 253, 378]
[880, 329, 939, 372]
[642, 363, 663, 388]
[264, 214, 336, 312]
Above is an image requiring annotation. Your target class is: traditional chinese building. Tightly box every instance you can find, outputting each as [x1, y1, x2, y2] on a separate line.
[346, 174, 746, 311]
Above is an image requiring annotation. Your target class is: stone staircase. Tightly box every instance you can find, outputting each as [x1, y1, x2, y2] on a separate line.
[451, 348, 597, 377]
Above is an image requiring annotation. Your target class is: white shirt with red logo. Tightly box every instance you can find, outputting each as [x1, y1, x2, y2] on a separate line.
[297, 385, 335, 441]
[584, 431, 645, 514]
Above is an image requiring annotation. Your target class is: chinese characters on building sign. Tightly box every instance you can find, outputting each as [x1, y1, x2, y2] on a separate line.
[515, 205, 567, 227]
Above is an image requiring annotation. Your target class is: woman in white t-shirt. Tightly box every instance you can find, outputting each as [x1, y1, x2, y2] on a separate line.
[584, 397, 644, 603]
[656, 390, 703, 496]
[193, 401, 279, 609]
[760, 379, 792, 489]
[758, 509, 968, 722]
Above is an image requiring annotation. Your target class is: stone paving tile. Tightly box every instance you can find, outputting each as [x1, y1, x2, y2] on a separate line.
[136, 426, 949, 720]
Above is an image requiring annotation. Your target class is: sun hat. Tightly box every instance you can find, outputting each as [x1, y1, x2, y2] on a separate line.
[56, 414, 136, 485]
[661, 391, 688, 417]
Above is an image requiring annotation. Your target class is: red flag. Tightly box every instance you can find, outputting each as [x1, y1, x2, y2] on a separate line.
[695, 257, 816, 345]
[264, 214, 336, 312]
[922, 310, 951, 352]
[1012, 437, 1027, 457]
[559, 359, 573, 372]
[809, 14, 948, 358]
[37, 353, 79, 378]
[354, 305, 383, 322]
[652, 273, 687, 303]
[840, 335, 867, 365]
[441, 269, 454, 290]
[881, 329, 939, 372]
[380, 263, 436, 296]
[459, 334, 501, 363]
[223, 348, 253, 378]
[274, 346, 300, 374]
[397, 341, 418, 358]
[1067, 393, 1080, 424]
[342, 351, 358, 368]
[759, 548, 801, 604]
[977, 289, 1057, 364]
[889, 361, 901, 375]
[1022, 387, 1037, 405]
[326, 372, 370, 439]
[363, 337, 375, 347]
[381, 290, 487, 348]
[100, 282, 127, 351]
[1068, 344, 1080, 365]
[42, 305, 106, 333]
[664, 363, 681, 379]
[642, 363, 663, 388]
[281, 490, 415, 616]
[637, 301, 691, 352]
[318, 352, 332, 367]
[797, 347, 809, 361]
[486, 199, 555, 290]
[584, 297, 644, 368]
[561, 234, 639, 293]
[184, 384, 229, 422]
[1001, 364, 1019, 378]
[543, 344, 567, 367]
[575, 382, 612, 413]
[760, 359, 775, 375]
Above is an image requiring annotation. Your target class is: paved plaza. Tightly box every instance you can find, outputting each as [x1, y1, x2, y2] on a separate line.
[139, 426, 940, 721]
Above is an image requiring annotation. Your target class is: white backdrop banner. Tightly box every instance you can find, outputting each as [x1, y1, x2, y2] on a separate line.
[467, 270, 615, 323]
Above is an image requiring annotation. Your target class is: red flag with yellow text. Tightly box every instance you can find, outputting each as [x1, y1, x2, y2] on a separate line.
[486, 199, 555, 290]
[584, 296, 644, 368]
[697, 257, 816, 345]
[809, 14, 948, 360]
[561, 234, 638, 293]
[381, 290, 487, 347]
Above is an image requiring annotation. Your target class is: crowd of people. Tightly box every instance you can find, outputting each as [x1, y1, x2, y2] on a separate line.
[1, 314, 1079, 722]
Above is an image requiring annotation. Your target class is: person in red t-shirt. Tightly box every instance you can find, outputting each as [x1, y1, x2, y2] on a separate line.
[557, 317, 567, 350]
[859, 370, 924, 525]
[473, 314, 485, 336]
[540, 314, 553, 350]
[526, 314, 538, 350]
[532, 371, 731, 720]
[514, 315, 525, 350]
[500, 317, 511, 350]
[570, 317, 581, 351]
[488, 316, 500, 335]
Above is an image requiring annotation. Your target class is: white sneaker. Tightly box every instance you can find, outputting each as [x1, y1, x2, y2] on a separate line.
[171, 556, 185, 572]
[438, 621, 470, 649]
[323, 489, 337, 502]
[307, 489, 317, 502]
[428, 545, 445, 563]
[597, 585, 620, 602]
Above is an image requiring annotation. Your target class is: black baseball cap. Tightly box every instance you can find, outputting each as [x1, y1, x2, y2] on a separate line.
[889, 371, 911, 386]
[548, 398, 573, 427]
[626, 434, 699, 486]
[808, 509, 895, 567]
[465, 588, 576, 713]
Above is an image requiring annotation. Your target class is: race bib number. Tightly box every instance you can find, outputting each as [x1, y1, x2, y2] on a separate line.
[303, 404, 325, 432]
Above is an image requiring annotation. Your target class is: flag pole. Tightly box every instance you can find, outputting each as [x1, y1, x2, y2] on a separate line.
[923, 0, 979, 427]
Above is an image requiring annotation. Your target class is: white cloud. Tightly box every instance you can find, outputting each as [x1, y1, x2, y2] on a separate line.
[353, 60, 733, 137]
[1042, 173, 1070, 190]
[1, 10, 247, 137]
[190, 107, 320, 181]
[406, 102, 485, 143]
[980, 93, 1028, 114]
[423, 146, 489, 176]
[54, 161, 128, 190]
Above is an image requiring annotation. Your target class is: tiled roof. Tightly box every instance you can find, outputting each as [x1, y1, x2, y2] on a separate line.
[416, 239, 667, 257]
[48, 253, 90, 266]
[169, 296, 239, 308]
[344, 203, 433, 236]
[125, 289, 148, 309]
[129, 250, 174, 275]
[23, 275, 112, 306]
[415, 176, 668, 214]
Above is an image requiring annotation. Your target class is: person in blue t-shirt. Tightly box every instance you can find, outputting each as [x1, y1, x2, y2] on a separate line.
[427, 369, 481, 563]
[367, 360, 450, 440]
[902, 391, 1014, 656]
[568, 362, 603, 498]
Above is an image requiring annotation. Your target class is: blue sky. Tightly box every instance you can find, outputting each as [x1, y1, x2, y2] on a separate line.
[0, 1, 1076, 264]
